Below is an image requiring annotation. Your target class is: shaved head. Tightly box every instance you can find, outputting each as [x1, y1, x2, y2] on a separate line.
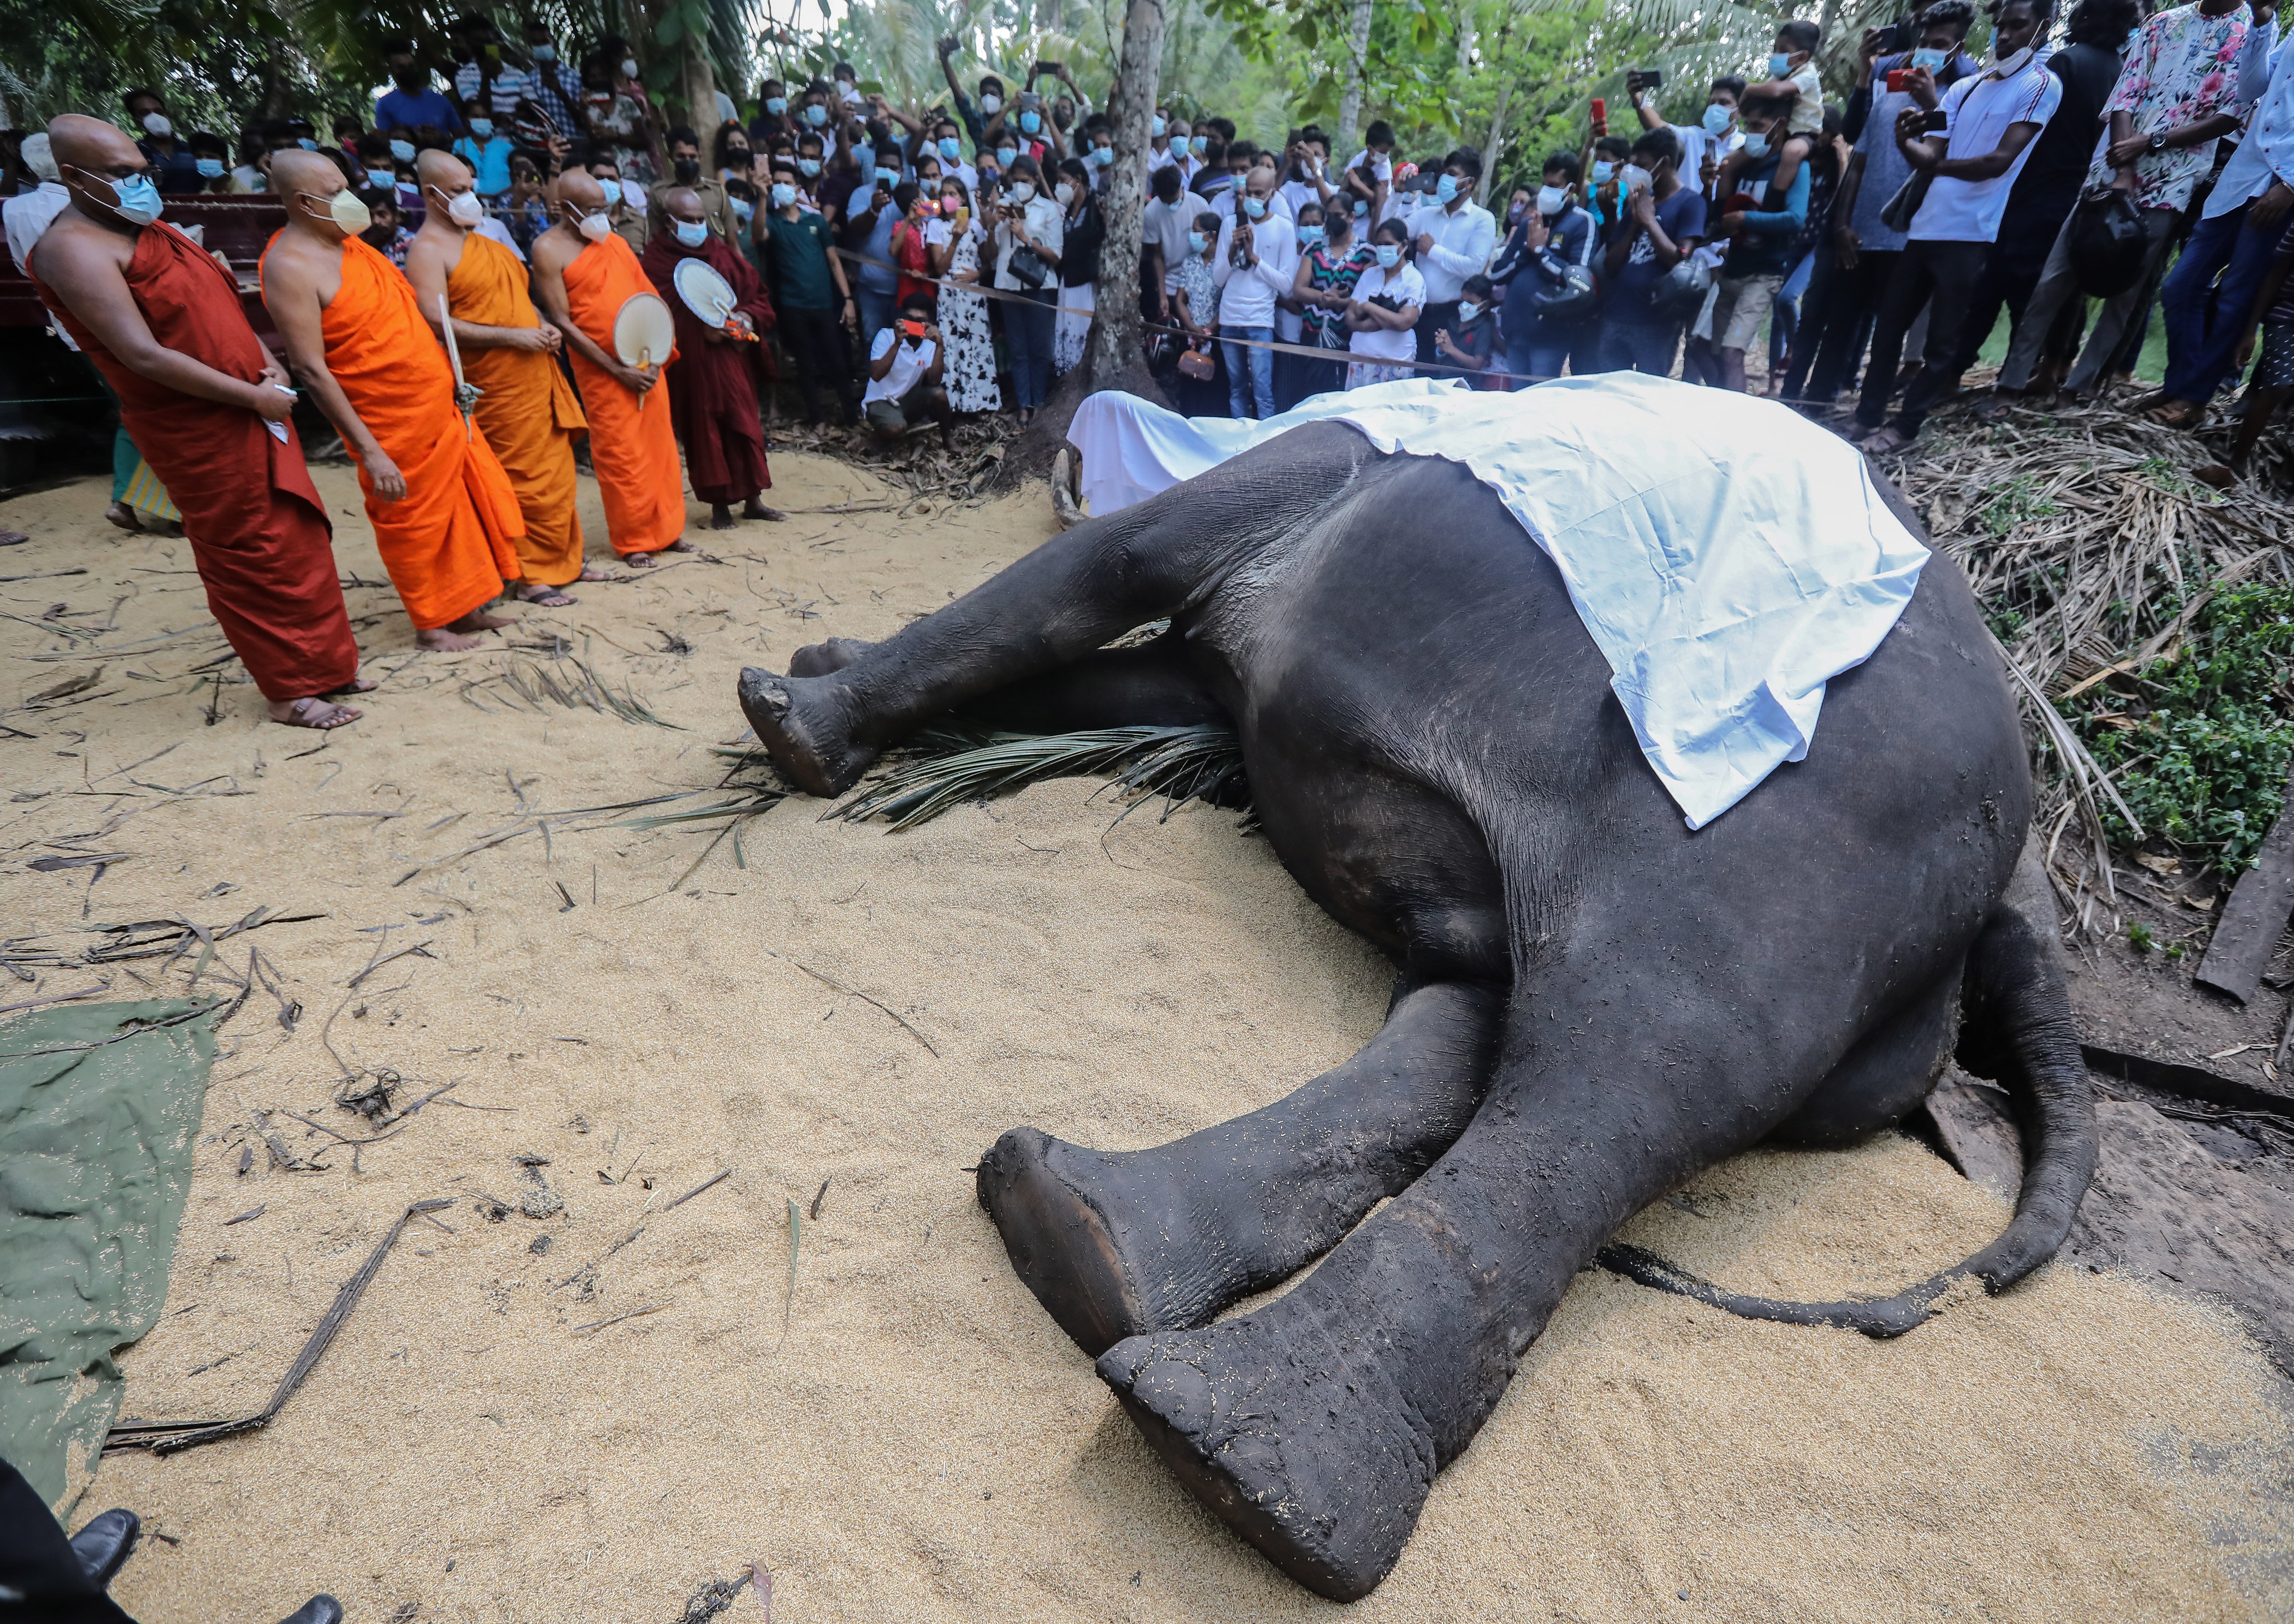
[553, 168, 606, 213]
[661, 186, 704, 222]
[48, 113, 140, 175]
[269, 148, 344, 200]
[415, 147, 471, 191]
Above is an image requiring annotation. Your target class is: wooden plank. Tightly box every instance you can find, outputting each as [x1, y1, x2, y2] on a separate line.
[2196, 761, 2294, 1004]
[1924, 1074, 2023, 1202]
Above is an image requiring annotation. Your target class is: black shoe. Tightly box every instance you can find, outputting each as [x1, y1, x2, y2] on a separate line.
[68, 1507, 139, 1588]
[277, 1597, 343, 1624]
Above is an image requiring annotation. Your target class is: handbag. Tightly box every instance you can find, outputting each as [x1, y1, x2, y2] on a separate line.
[1878, 171, 1932, 235]
[1007, 244, 1050, 289]
[1177, 345, 1216, 380]
[2068, 189, 2149, 298]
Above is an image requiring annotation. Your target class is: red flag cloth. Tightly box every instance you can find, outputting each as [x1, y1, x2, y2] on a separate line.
[30, 221, 359, 702]
[640, 231, 775, 505]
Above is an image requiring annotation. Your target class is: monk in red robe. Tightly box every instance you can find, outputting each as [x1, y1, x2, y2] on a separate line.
[640, 188, 786, 530]
[261, 150, 523, 650]
[29, 115, 365, 728]
[532, 169, 691, 569]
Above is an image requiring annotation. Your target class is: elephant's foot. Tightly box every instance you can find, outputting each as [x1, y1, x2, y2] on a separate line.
[976, 1128, 1227, 1356]
[1097, 1299, 1435, 1602]
[736, 667, 878, 797]
[788, 636, 877, 677]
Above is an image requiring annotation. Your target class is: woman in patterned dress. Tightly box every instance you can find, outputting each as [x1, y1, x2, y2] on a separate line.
[929, 177, 1002, 415]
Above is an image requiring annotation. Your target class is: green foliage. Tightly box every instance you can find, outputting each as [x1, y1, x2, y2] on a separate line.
[2067, 584, 2294, 877]
[2127, 921, 2155, 953]
[1979, 472, 2060, 539]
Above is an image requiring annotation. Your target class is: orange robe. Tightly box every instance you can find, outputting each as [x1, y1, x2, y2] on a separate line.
[31, 222, 359, 702]
[448, 232, 589, 586]
[560, 233, 686, 555]
[263, 234, 523, 629]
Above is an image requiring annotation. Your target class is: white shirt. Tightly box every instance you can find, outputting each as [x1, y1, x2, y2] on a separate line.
[993, 193, 1063, 290]
[1909, 56, 2064, 242]
[1404, 196, 1497, 302]
[4, 180, 69, 275]
[455, 60, 528, 117]
[1346, 262, 1426, 361]
[1668, 122, 1746, 197]
[1210, 213, 1299, 327]
[1278, 171, 1332, 219]
[2209, 16, 2294, 218]
[475, 214, 525, 262]
[865, 329, 938, 403]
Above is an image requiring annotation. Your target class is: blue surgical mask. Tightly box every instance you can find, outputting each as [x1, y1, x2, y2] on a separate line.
[74, 167, 164, 225]
[1769, 51, 1793, 76]
[876, 165, 901, 184]
[390, 139, 416, 162]
[298, 138, 317, 150]
[996, 145, 1018, 167]
[1743, 131, 1770, 158]
[805, 104, 827, 126]
[673, 219, 708, 247]
[1090, 144, 1112, 166]
[367, 167, 396, 188]
[766, 96, 788, 114]
[1353, 198, 1368, 215]
[771, 181, 797, 207]
[197, 157, 225, 178]
[1151, 116, 1166, 137]
[532, 43, 556, 62]
[1242, 195, 1266, 218]
[1189, 230, 1207, 252]
[1702, 102, 1734, 135]
[798, 157, 821, 176]
[1191, 135, 1208, 156]
[469, 119, 494, 139]
[1020, 110, 1041, 134]
[1911, 46, 1948, 70]
[1457, 301, 1480, 322]
[1435, 173, 1459, 203]
[1375, 242, 1400, 267]
[730, 197, 753, 224]
[938, 137, 961, 161]
[1591, 161, 1614, 185]
[1298, 224, 1323, 245]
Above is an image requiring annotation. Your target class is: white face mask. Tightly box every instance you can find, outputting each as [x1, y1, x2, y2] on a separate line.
[1535, 184, 1567, 216]
[1054, 181, 1075, 206]
[304, 188, 371, 234]
[576, 209, 612, 240]
[1988, 41, 2034, 73]
[979, 94, 1002, 114]
[435, 187, 484, 227]
[620, 57, 639, 79]
[141, 112, 172, 138]
[1621, 165, 1652, 193]
[1457, 300, 1480, 322]
[1008, 180, 1034, 203]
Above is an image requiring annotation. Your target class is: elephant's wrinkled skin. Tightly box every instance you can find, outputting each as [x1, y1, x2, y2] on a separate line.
[735, 421, 2093, 1601]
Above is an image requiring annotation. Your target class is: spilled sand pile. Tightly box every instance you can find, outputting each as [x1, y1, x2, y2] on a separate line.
[2, 456, 2289, 1623]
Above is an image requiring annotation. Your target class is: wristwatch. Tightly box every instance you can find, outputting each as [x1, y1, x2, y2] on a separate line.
[2148, 130, 2167, 152]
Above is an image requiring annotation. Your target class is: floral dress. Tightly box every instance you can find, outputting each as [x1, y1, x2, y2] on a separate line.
[939, 223, 1002, 414]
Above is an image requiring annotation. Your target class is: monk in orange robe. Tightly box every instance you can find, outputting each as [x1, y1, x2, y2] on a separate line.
[30, 117, 366, 727]
[531, 168, 691, 569]
[403, 149, 602, 607]
[260, 150, 522, 650]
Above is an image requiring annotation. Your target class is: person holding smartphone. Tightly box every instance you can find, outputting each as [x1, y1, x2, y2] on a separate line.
[1852, 0, 2061, 453]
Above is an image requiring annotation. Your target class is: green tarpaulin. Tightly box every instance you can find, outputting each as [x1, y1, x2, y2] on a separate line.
[0, 999, 218, 1513]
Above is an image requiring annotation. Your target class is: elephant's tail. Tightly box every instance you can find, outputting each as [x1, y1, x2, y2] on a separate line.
[1600, 848, 2097, 1339]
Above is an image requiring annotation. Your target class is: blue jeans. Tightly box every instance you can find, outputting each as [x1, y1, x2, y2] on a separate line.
[857, 286, 898, 370]
[2163, 202, 2283, 402]
[1005, 287, 1056, 410]
[1597, 320, 1680, 375]
[1220, 324, 1276, 418]
[1769, 248, 1816, 371]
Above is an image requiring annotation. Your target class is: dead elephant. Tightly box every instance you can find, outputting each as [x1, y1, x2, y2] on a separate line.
[735, 414, 2093, 1600]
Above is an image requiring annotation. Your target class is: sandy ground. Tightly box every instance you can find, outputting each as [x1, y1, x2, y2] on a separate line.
[4, 456, 2292, 1624]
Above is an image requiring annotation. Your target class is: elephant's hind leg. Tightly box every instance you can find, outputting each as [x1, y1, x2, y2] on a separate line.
[977, 979, 1501, 1357]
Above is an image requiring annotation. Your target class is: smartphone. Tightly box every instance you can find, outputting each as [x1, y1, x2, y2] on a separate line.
[1637, 67, 1664, 87]
[1890, 17, 1921, 51]
[1886, 67, 1908, 91]
[1923, 109, 1948, 131]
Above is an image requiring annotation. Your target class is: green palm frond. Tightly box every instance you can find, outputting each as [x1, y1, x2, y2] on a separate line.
[831, 723, 1250, 832]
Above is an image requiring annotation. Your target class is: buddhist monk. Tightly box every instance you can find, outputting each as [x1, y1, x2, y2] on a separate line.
[261, 150, 524, 650]
[403, 149, 603, 607]
[28, 115, 367, 727]
[640, 187, 787, 530]
[531, 169, 691, 569]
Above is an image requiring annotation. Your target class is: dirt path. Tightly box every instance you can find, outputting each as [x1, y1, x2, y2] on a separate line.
[3, 460, 2289, 1623]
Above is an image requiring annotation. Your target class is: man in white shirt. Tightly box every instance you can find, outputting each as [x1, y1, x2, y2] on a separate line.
[1404, 146, 1498, 367]
[1140, 164, 1193, 317]
[1628, 73, 1748, 199]
[864, 290, 953, 447]
[1853, 0, 2061, 452]
[1147, 108, 1180, 177]
[3, 133, 70, 275]
[2152, 4, 2291, 424]
[1212, 167, 1299, 418]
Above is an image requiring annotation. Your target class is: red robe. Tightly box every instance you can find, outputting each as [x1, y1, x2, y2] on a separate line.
[640, 232, 775, 505]
[30, 222, 358, 701]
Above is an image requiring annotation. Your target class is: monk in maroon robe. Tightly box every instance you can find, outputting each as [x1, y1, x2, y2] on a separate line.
[640, 187, 785, 529]
[30, 115, 366, 727]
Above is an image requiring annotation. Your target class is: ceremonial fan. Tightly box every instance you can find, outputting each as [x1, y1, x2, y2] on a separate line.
[436, 294, 481, 441]
[612, 291, 676, 370]
[672, 258, 761, 343]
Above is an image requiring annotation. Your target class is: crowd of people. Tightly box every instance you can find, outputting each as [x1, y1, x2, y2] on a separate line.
[8, 0, 2294, 733]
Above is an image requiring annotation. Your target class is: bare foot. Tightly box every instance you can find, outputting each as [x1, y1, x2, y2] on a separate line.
[418, 626, 486, 651]
[1857, 426, 1912, 456]
[743, 498, 786, 521]
[515, 581, 579, 606]
[269, 695, 362, 728]
[663, 538, 697, 553]
[710, 504, 737, 530]
[104, 502, 141, 533]
[624, 551, 658, 570]
[577, 564, 613, 582]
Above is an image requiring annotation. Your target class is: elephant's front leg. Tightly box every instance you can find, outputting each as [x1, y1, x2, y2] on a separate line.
[736, 420, 1378, 795]
[976, 978, 1501, 1357]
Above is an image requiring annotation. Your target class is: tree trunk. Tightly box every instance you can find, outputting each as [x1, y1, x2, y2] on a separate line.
[1002, 0, 1170, 488]
[679, 34, 719, 130]
[1336, 0, 1376, 153]
[1476, 80, 1511, 206]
